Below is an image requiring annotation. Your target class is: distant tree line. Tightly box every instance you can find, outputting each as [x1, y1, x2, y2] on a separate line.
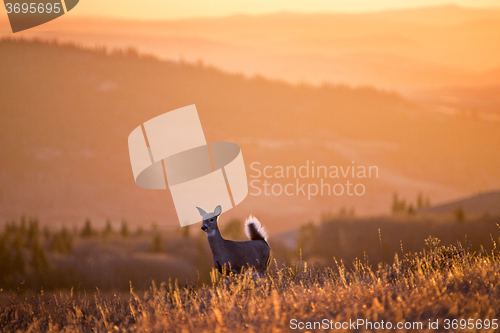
[0, 216, 183, 290]
[391, 192, 431, 215]
[0, 217, 50, 289]
[291, 214, 499, 270]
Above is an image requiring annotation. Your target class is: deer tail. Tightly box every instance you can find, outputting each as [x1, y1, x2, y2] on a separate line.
[245, 215, 268, 242]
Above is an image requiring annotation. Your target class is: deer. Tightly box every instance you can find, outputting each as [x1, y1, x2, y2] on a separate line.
[197, 205, 271, 276]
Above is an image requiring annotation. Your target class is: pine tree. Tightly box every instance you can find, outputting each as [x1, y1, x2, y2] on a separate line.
[0, 235, 12, 282]
[339, 207, 347, 217]
[149, 232, 164, 253]
[80, 219, 95, 238]
[121, 220, 130, 238]
[50, 227, 73, 254]
[30, 236, 49, 274]
[12, 233, 25, 275]
[391, 193, 399, 214]
[391, 192, 407, 214]
[454, 206, 465, 222]
[135, 226, 144, 237]
[26, 218, 39, 248]
[417, 192, 424, 209]
[296, 222, 318, 259]
[43, 226, 51, 242]
[103, 219, 113, 237]
[408, 204, 416, 215]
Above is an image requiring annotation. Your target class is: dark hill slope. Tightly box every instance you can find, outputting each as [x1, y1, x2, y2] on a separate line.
[419, 190, 500, 218]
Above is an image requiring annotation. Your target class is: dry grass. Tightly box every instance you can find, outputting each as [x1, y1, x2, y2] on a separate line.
[1, 238, 499, 332]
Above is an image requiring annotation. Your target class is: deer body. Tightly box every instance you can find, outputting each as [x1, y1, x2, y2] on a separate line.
[197, 205, 271, 275]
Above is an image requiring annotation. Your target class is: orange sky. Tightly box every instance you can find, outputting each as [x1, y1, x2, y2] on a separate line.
[1, 0, 499, 21]
[73, 0, 500, 19]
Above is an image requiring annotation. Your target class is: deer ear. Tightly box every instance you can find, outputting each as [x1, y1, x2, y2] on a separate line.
[214, 205, 222, 216]
[196, 206, 207, 217]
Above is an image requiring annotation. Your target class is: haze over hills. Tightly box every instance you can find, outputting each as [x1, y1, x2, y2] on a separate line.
[1, 39, 499, 233]
[418, 190, 500, 218]
[1, 5, 500, 95]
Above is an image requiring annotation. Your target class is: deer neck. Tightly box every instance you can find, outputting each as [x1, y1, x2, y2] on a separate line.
[206, 227, 226, 255]
[206, 226, 223, 239]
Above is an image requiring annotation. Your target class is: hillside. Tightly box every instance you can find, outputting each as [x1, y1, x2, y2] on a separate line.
[1, 38, 500, 232]
[419, 190, 500, 218]
[2, 5, 500, 92]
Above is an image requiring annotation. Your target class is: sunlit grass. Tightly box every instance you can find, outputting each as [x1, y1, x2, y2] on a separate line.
[1, 237, 499, 332]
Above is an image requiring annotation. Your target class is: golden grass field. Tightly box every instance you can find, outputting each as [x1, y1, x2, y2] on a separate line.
[1, 235, 500, 332]
[0, 215, 499, 332]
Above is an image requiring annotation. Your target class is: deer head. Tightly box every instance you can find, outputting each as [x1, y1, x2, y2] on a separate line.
[197, 205, 222, 234]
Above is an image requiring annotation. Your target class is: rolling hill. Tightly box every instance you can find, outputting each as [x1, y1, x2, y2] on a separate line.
[1, 38, 499, 233]
[2, 5, 500, 92]
[419, 190, 500, 218]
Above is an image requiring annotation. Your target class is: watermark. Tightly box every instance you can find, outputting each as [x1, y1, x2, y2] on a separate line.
[290, 318, 423, 330]
[249, 161, 378, 199]
[128, 105, 248, 227]
[290, 318, 498, 330]
[3, 0, 79, 33]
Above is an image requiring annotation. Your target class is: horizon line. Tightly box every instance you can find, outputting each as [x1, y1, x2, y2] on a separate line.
[4, 3, 499, 22]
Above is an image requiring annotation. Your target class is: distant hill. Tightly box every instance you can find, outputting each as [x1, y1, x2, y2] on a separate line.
[2, 5, 500, 92]
[419, 190, 500, 218]
[1, 38, 500, 233]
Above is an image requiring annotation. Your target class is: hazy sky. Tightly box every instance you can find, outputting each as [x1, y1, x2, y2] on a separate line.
[73, 0, 499, 19]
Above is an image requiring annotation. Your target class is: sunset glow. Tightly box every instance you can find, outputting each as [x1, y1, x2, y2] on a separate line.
[34, 0, 500, 19]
